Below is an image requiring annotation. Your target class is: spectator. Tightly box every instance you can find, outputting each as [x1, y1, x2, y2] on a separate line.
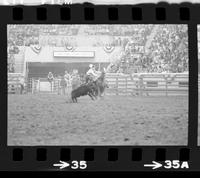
[71, 69, 81, 90]
[59, 76, 67, 95]
[7, 25, 188, 75]
[19, 77, 25, 94]
[64, 70, 71, 86]
[47, 72, 54, 92]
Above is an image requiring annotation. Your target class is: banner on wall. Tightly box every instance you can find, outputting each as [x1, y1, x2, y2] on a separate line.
[53, 51, 95, 58]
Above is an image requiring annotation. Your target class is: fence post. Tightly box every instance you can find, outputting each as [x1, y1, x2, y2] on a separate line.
[50, 80, 52, 92]
[53, 80, 55, 93]
[139, 75, 143, 96]
[27, 78, 30, 93]
[165, 75, 168, 96]
[53, 80, 57, 93]
[116, 76, 119, 95]
[57, 79, 60, 95]
[38, 79, 40, 92]
[129, 74, 134, 96]
[32, 78, 34, 94]
[125, 76, 128, 95]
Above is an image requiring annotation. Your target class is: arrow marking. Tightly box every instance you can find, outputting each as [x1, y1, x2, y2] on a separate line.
[53, 161, 70, 169]
[144, 161, 162, 170]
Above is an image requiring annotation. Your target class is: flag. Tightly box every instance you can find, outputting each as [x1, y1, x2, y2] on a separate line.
[31, 45, 42, 54]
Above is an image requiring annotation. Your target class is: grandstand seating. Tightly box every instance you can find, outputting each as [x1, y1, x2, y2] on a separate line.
[7, 25, 188, 80]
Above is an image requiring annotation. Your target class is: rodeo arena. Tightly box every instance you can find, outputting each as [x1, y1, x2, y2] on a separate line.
[8, 25, 189, 145]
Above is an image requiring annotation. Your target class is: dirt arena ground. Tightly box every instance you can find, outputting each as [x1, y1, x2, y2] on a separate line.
[8, 94, 188, 145]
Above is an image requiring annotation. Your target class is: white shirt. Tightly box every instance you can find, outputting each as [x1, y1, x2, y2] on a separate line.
[64, 73, 71, 80]
[86, 68, 98, 77]
[19, 78, 24, 85]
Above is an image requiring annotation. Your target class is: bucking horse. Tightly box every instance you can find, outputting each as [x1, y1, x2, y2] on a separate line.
[71, 68, 109, 102]
[92, 68, 109, 98]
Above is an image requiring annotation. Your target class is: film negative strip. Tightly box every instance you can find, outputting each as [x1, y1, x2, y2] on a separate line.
[0, 2, 200, 172]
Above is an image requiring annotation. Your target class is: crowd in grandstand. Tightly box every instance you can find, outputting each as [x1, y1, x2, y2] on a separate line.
[8, 63, 15, 73]
[7, 25, 188, 74]
[84, 25, 153, 47]
[148, 25, 188, 73]
[7, 25, 153, 48]
[7, 53, 15, 73]
[108, 25, 188, 73]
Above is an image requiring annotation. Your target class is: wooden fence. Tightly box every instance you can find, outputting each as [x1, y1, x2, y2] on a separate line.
[30, 78, 60, 94]
[105, 73, 188, 96]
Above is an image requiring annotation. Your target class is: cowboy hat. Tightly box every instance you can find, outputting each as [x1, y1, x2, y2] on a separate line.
[89, 64, 94, 68]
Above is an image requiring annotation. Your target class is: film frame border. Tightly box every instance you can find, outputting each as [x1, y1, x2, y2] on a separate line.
[0, 2, 199, 171]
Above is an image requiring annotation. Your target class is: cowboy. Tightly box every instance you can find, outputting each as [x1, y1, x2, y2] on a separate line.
[64, 70, 71, 86]
[86, 64, 99, 83]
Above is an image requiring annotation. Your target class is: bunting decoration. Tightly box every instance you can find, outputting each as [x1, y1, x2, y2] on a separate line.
[65, 45, 75, 51]
[65, 42, 76, 51]
[31, 45, 42, 54]
[103, 44, 115, 53]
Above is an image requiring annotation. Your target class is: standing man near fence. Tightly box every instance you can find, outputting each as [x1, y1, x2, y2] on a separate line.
[59, 76, 67, 95]
[47, 72, 54, 92]
[19, 77, 25, 94]
[129, 72, 140, 96]
[64, 70, 71, 92]
[64, 70, 73, 102]
[71, 69, 81, 90]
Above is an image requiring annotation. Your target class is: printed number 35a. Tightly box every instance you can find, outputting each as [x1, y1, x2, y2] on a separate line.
[71, 161, 87, 169]
[164, 160, 189, 169]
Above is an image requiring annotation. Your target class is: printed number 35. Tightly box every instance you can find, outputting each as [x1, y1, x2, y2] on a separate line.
[71, 161, 87, 169]
[164, 160, 180, 169]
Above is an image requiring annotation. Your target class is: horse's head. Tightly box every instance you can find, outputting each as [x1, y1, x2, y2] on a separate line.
[98, 70, 106, 82]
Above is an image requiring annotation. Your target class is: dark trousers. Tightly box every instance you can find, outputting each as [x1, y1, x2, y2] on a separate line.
[20, 84, 24, 94]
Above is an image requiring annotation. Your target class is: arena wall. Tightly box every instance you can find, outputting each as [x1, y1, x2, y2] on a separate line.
[24, 46, 122, 63]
